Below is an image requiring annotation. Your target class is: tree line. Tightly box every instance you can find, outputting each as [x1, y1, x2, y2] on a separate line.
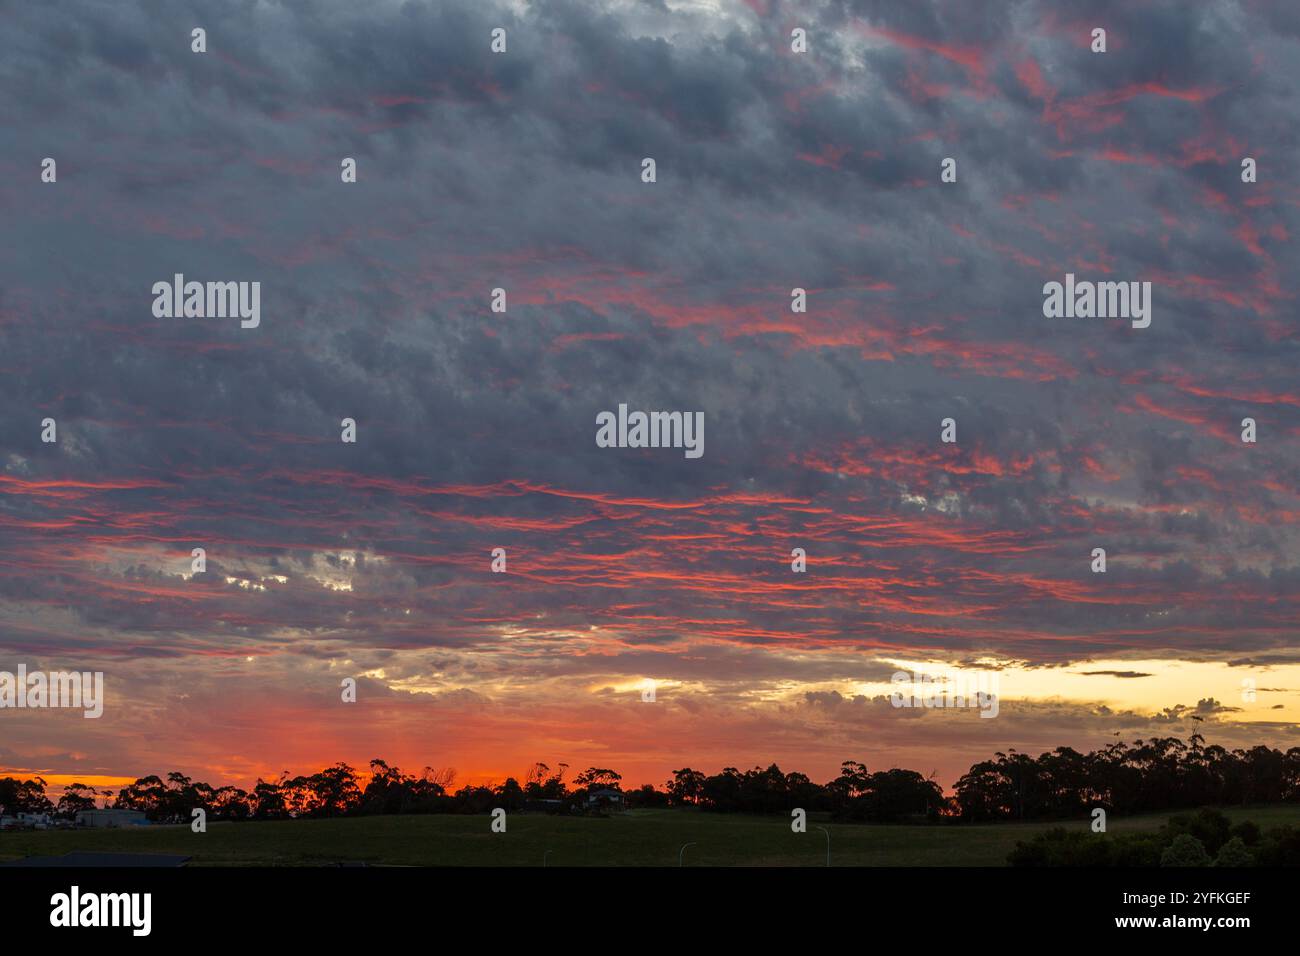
[3, 733, 1298, 824]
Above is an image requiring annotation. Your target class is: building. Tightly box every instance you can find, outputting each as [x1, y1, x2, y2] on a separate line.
[16, 812, 52, 829]
[74, 808, 149, 828]
[583, 788, 626, 812]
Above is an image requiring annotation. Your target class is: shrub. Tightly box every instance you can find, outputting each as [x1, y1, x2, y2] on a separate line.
[1164, 808, 1230, 856]
[1253, 825, 1300, 865]
[1160, 834, 1210, 867]
[1214, 836, 1254, 867]
[1009, 828, 1113, 866]
[1229, 820, 1261, 846]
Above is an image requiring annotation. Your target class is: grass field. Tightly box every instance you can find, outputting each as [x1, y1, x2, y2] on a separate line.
[4, 805, 1298, 866]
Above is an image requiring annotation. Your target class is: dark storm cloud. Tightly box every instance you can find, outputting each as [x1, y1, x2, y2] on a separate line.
[0, 0, 1295, 716]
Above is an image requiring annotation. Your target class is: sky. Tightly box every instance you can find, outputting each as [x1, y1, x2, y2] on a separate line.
[0, 0, 1297, 797]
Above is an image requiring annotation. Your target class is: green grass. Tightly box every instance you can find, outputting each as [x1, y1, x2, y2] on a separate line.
[3, 805, 1298, 866]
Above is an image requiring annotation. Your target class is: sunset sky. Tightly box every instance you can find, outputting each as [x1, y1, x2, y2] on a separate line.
[1, 0, 1297, 798]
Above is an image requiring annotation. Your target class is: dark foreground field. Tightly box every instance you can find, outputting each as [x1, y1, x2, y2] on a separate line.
[5, 805, 1300, 866]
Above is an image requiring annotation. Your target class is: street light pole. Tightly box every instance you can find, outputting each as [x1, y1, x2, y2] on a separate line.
[815, 826, 830, 867]
[679, 842, 697, 867]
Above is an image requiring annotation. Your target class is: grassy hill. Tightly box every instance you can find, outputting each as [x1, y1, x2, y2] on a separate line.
[4, 805, 1299, 866]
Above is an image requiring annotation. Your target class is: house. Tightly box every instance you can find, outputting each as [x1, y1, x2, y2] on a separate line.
[583, 788, 626, 812]
[16, 812, 52, 829]
[75, 808, 149, 828]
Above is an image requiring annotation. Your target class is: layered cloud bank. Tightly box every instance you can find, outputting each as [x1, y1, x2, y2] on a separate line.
[0, 0, 1296, 790]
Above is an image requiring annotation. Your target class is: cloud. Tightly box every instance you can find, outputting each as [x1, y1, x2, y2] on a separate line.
[0, 0, 1296, 788]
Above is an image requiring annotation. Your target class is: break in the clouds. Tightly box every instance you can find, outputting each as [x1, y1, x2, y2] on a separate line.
[0, 0, 1296, 790]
